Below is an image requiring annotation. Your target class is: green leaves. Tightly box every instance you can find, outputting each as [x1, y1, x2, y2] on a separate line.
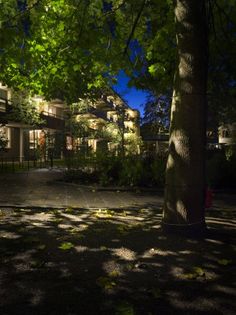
[217, 259, 232, 266]
[148, 64, 158, 76]
[73, 64, 80, 72]
[30, 259, 45, 268]
[50, 67, 58, 75]
[95, 208, 114, 219]
[58, 242, 74, 250]
[6, 90, 45, 127]
[180, 267, 206, 280]
[114, 301, 135, 315]
[96, 276, 117, 291]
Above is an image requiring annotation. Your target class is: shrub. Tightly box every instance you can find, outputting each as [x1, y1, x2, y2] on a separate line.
[63, 152, 168, 188]
[206, 149, 236, 189]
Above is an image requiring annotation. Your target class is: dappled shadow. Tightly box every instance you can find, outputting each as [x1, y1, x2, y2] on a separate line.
[0, 206, 235, 315]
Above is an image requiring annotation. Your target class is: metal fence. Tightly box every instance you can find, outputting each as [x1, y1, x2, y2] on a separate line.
[0, 156, 62, 173]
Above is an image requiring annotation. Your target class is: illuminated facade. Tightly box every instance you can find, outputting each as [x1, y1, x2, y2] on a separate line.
[73, 93, 140, 154]
[0, 82, 65, 161]
[0, 83, 140, 160]
[218, 123, 236, 147]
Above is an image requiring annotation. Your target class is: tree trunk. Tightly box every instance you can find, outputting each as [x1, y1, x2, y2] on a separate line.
[162, 0, 208, 234]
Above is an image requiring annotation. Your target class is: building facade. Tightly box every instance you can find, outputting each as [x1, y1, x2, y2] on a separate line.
[0, 84, 141, 161]
[218, 123, 236, 148]
[0, 83, 66, 162]
[70, 93, 140, 154]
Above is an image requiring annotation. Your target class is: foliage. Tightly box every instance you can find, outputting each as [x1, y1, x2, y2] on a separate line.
[0, 0, 234, 135]
[0, 0, 174, 100]
[206, 149, 236, 188]
[66, 116, 93, 140]
[64, 152, 167, 187]
[58, 242, 74, 250]
[69, 99, 93, 115]
[103, 121, 121, 143]
[0, 0, 235, 120]
[6, 90, 44, 126]
[0, 127, 8, 151]
[207, 0, 236, 125]
[142, 93, 170, 132]
[125, 133, 143, 155]
[66, 93, 141, 155]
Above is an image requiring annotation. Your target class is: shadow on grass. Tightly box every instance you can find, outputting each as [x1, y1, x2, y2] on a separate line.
[0, 206, 235, 315]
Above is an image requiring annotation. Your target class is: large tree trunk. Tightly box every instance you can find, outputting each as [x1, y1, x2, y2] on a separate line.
[162, 0, 208, 234]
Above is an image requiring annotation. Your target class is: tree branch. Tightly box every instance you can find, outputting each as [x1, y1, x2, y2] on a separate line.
[123, 0, 147, 56]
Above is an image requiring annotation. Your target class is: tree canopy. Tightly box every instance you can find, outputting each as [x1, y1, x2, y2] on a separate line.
[0, 1, 235, 124]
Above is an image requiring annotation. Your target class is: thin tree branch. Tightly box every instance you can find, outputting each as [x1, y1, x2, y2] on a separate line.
[123, 0, 147, 56]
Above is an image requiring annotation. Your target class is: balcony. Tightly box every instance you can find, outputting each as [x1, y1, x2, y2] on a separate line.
[0, 100, 6, 113]
[40, 111, 65, 130]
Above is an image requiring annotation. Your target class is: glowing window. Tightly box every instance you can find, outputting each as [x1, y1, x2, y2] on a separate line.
[0, 126, 11, 148]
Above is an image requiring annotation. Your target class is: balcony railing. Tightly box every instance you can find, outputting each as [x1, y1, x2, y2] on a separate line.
[41, 111, 64, 120]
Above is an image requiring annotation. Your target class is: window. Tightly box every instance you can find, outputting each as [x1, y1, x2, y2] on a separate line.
[0, 89, 7, 112]
[29, 130, 45, 149]
[222, 130, 229, 138]
[66, 136, 73, 150]
[0, 126, 11, 148]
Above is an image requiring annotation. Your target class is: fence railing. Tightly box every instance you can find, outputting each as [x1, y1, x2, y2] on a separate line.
[0, 156, 64, 173]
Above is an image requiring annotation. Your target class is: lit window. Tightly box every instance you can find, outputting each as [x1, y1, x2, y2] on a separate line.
[66, 136, 73, 150]
[0, 89, 8, 112]
[29, 130, 45, 149]
[0, 126, 11, 148]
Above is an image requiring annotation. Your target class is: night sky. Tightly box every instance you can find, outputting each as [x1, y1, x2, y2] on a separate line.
[113, 70, 149, 117]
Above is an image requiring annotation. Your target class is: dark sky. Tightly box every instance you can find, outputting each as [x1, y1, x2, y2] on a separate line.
[113, 70, 149, 117]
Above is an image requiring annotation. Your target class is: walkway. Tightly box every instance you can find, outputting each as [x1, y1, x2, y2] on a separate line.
[0, 169, 163, 209]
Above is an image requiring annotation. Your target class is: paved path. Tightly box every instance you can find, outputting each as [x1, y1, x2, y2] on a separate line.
[0, 169, 235, 212]
[0, 169, 163, 209]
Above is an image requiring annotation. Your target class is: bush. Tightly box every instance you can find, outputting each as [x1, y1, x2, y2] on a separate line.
[63, 152, 167, 188]
[118, 156, 144, 186]
[206, 149, 236, 189]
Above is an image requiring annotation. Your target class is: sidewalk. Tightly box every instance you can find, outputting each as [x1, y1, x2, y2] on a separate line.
[0, 169, 163, 209]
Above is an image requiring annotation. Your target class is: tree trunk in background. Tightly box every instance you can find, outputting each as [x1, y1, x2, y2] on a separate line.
[162, 0, 208, 234]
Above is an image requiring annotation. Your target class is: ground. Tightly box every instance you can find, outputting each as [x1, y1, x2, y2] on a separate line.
[0, 170, 235, 315]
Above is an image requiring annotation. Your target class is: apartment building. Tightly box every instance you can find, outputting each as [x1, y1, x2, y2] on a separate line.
[71, 92, 140, 154]
[0, 84, 141, 160]
[218, 123, 236, 147]
[0, 82, 65, 161]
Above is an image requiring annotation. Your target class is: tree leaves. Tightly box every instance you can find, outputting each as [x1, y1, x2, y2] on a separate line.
[58, 242, 74, 250]
[96, 276, 117, 291]
[180, 267, 206, 280]
[0, 0, 235, 130]
[113, 301, 135, 315]
[217, 259, 232, 266]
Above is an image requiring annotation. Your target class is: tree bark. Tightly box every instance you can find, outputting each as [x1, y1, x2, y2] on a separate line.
[162, 0, 208, 234]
